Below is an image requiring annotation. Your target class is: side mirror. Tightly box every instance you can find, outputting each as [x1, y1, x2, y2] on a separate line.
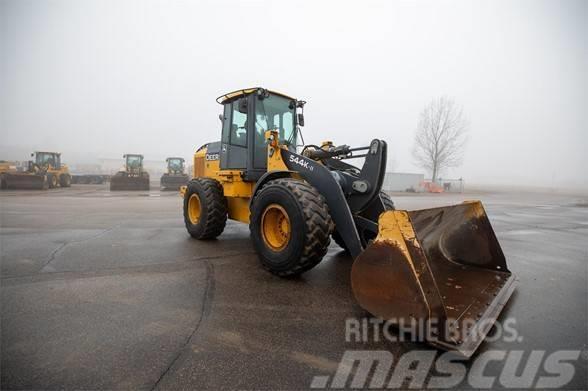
[31, 153, 34, 157]
[297, 113, 305, 127]
[238, 98, 248, 114]
[218, 113, 224, 122]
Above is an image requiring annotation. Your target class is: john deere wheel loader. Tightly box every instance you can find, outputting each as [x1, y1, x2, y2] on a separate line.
[181, 88, 517, 357]
[1, 152, 71, 190]
[110, 154, 150, 191]
[160, 157, 189, 190]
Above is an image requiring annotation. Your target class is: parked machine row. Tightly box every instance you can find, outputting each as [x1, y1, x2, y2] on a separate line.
[0, 153, 189, 191]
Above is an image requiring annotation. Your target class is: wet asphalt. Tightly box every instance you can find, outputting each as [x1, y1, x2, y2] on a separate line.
[1, 185, 586, 390]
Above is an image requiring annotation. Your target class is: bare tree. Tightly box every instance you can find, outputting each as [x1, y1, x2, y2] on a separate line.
[413, 97, 468, 183]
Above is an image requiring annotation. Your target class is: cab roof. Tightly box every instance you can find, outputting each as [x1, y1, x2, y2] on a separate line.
[216, 87, 296, 104]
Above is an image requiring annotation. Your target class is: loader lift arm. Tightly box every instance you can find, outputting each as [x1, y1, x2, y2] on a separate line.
[279, 139, 388, 258]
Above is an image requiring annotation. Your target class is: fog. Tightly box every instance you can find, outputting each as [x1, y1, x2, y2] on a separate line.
[1, 0, 586, 189]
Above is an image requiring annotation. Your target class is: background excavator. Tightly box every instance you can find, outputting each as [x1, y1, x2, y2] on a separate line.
[180, 87, 517, 357]
[109, 154, 150, 191]
[160, 157, 189, 190]
[0, 151, 71, 190]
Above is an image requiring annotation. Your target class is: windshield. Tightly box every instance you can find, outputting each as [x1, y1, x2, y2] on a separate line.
[36, 153, 56, 166]
[168, 158, 183, 170]
[126, 156, 142, 168]
[254, 94, 296, 146]
[254, 94, 296, 168]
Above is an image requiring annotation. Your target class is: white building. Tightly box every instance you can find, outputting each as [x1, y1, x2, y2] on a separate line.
[382, 172, 425, 192]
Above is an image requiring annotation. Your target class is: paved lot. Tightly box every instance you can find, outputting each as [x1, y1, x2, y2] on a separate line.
[1, 185, 587, 389]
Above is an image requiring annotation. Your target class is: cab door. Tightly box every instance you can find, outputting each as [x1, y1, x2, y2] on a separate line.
[220, 97, 249, 170]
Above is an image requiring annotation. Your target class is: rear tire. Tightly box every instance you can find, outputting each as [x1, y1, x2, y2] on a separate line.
[332, 191, 395, 252]
[250, 178, 333, 277]
[183, 178, 227, 239]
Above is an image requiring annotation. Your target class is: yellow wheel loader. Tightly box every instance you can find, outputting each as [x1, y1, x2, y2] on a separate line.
[160, 157, 189, 190]
[0, 161, 17, 189]
[0, 152, 71, 190]
[110, 154, 150, 191]
[181, 88, 517, 357]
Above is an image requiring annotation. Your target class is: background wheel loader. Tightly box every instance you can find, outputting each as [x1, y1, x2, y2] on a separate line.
[160, 157, 189, 190]
[180, 87, 517, 357]
[0, 152, 71, 190]
[110, 154, 150, 191]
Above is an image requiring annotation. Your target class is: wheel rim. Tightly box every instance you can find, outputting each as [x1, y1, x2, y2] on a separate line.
[188, 194, 201, 224]
[261, 204, 291, 251]
[52, 176, 57, 187]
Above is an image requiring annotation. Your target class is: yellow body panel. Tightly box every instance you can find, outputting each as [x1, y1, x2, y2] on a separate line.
[46, 164, 69, 178]
[222, 180, 253, 198]
[0, 161, 16, 174]
[265, 130, 290, 172]
[227, 197, 251, 223]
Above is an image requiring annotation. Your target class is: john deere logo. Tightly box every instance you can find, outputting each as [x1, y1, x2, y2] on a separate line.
[205, 153, 219, 161]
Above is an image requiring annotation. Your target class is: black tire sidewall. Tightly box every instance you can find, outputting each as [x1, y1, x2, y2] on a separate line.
[250, 184, 306, 273]
[48, 174, 58, 188]
[60, 174, 71, 187]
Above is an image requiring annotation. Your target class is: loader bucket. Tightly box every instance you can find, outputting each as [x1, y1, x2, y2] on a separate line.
[160, 174, 189, 191]
[109, 175, 150, 191]
[351, 201, 517, 357]
[3, 173, 47, 190]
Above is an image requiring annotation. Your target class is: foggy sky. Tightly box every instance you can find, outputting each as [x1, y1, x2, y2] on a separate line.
[1, 0, 586, 188]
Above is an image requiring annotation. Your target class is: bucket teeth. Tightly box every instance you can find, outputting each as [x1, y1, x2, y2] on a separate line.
[351, 201, 517, 357]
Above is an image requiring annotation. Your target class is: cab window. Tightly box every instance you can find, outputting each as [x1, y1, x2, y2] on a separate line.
[230, 99, 248, 147]
[253, 94, 296, 168]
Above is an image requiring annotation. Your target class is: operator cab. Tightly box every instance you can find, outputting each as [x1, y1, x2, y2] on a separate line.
[217, 87, 305, 181]
[166, 157, 185, 174]
[124, 154, 143, 172]
[34, 152, 61, 169]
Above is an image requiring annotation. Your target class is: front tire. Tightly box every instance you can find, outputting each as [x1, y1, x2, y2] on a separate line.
[47, 174, 58, 188]
[250, 179, 333, 277]
[183, 178, 227, 239]
[60, 174, 71, 187]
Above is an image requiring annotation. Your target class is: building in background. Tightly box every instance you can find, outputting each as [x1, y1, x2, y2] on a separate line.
[382, 172, 425, 192]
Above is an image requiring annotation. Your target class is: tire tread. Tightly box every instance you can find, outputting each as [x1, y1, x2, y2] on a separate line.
[251, 178, 333, 277]
[184, 178, 227, 239]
